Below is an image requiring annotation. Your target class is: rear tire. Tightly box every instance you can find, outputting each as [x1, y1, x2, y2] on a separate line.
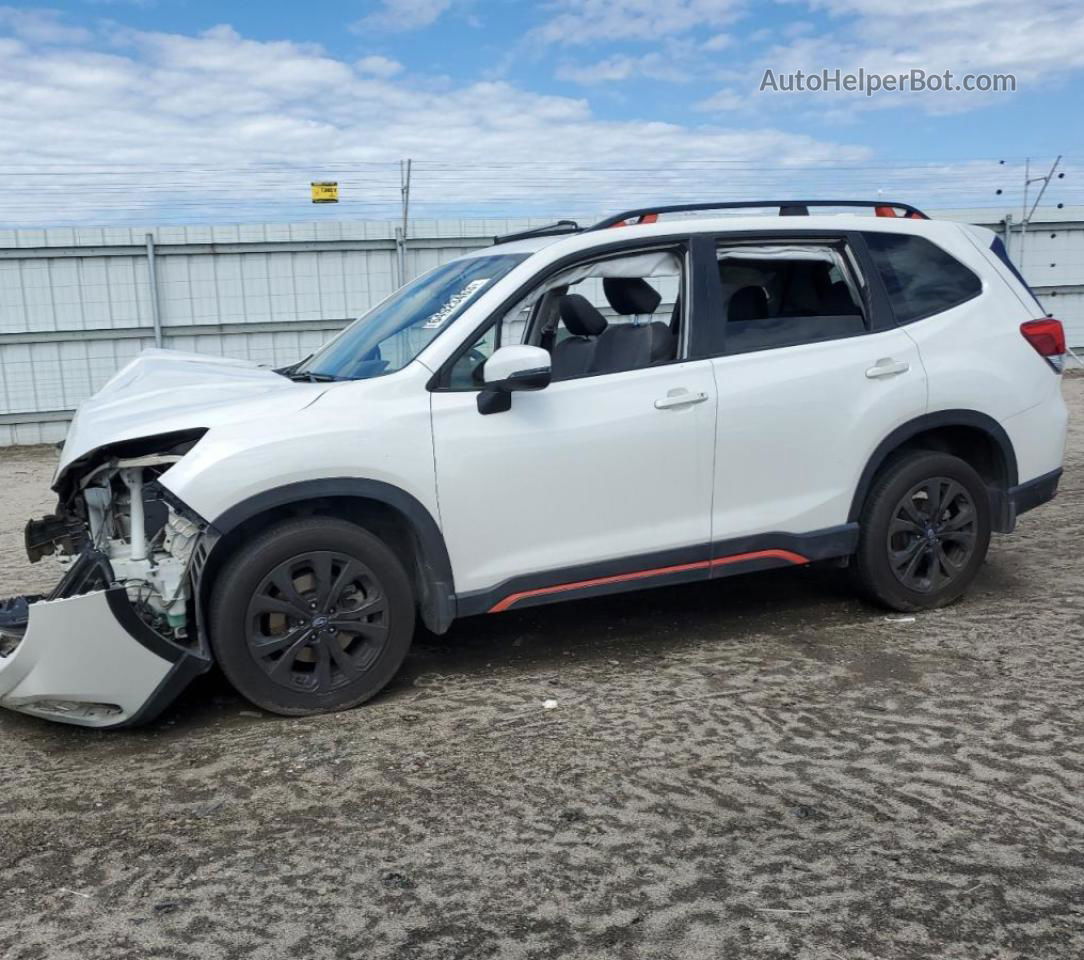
[854, 451, 991, 612]
[209, 516, 415, 716]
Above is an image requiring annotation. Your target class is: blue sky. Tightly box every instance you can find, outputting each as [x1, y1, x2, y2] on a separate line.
[0, 0, 1081, 224]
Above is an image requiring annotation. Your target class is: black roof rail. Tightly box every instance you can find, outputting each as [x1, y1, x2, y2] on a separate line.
[494, 219, 581, 245]
[589, 200, 928, 230]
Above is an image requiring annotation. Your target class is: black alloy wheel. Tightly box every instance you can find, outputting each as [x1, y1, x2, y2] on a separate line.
[246, 551, 389, 695]
[210, 516, 415, 716]
[887, 477, 978, 594]
[854, 451, 991, 612]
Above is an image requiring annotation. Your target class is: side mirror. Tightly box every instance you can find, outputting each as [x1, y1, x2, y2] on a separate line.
[477, 345, 552, 415]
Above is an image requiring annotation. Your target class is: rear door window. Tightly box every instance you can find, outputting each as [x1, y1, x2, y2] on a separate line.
[864, 232, 982, 324]
[712, 239, 867, 355]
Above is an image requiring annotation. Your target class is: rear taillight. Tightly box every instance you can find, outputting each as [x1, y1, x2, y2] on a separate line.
[1020, 317, 1066, 372]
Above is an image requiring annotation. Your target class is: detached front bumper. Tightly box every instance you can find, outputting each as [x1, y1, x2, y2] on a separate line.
[0, 560, 211, 729]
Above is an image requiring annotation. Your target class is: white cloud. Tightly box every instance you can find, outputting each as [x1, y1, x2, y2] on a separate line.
[356, 54, 404, 77]
[536, 0, 1084, 112]
[0, 18, 881, 225]
[532, 0, 744, 45]
[555, 52, 690, 85]
[703, 33, 732, 51]
[351, 0, 453, 33]
[804, 0, 1011, 16]
[761, 0, 1084, 109]
[0, 6, 92, 44]
[695, 88, 745, 111]
[601, 0, 1084, 121]
[556, 56, 638, 84]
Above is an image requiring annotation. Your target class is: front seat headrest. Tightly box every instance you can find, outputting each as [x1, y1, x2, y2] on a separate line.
[728, 286, 769, 323]
[603, 277, 662, 316]
[559, 293, 608, 337]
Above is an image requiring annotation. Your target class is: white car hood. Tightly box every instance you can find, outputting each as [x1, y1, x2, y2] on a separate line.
[55, 349, 328, 483]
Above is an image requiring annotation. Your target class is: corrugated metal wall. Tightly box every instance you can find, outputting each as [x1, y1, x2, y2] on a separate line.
[0, 218, 548, 445]
[0, 211, 1080, 446]
[1015, 228, 1084, 347]
[973, 210, 1084, 346]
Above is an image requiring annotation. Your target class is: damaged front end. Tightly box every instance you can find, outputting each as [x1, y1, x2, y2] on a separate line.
[0, 432, 214, 728]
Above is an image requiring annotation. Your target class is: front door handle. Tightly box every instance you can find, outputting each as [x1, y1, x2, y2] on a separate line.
[655, 389, 709, 410]
[866, 358, 910, 379]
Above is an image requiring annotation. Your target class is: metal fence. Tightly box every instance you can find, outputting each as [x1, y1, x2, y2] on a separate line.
[0, 211, 1080, 446]
[962, 207, 1084, 353]
[0, 217, 556, 445]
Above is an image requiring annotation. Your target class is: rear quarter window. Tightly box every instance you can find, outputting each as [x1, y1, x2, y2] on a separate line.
[864, 232, 982, 324]
[988, 235, 1046, 313]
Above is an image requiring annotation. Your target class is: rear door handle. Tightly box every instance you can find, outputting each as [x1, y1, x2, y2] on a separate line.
[655, 389, 709, 410]
[866, 358, 910, 379]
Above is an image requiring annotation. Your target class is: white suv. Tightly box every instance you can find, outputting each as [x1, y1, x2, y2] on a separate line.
[0, 201, 1068, 728]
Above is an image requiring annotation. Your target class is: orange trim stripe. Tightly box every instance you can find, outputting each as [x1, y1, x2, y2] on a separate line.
[487, 548, 809, 613]
[711, 548, 809, 568]
[488, 560, 708, 613]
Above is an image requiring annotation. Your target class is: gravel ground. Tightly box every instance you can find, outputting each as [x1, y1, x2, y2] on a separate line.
[1, 379, 1082, 960]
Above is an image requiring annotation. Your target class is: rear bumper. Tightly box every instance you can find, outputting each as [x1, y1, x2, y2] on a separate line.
[994, 467, 1062, 532]
[0, 560, 210, 729]
[1011, 468, 1062, 517]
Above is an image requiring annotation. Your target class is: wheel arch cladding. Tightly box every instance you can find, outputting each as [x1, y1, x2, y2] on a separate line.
[849, 411, 1019, 533]
[204, 479, 456, 634]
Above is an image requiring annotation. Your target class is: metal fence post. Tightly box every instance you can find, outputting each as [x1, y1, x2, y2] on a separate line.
[398, 158, 412, 287]
[144, 232, 163, 347]
[394, 226, 405, 288]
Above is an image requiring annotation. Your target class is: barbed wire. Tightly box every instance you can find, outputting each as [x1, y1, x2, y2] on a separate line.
[0, 156, 1077, 226]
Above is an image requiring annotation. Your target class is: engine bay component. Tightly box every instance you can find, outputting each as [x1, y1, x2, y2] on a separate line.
[0, 595, 35, 638]
[78, 455, 204, 644]
[2, 440, 214, 728]
[24, 515, 80, 563]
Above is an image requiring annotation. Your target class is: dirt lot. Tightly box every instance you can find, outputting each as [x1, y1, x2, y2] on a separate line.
[1, 381, 1082, 960]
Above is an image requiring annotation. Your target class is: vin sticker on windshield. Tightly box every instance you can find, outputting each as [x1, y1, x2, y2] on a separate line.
[423, 278, 489, 328]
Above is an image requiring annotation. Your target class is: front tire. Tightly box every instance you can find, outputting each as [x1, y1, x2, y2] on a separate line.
[209, 516, 415, 716]
[854, 451, 991, 612]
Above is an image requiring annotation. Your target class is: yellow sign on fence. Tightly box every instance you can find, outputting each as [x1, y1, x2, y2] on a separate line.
[311, 181, 339, 203]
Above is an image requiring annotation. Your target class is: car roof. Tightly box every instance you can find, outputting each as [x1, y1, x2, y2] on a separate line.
[482, 234, 570, 256]
[483, 213, 963, 260]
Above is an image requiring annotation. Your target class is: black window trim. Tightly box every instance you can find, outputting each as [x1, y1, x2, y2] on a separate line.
[428, 234, 695, 392]
[860, 230, 984, 327]
[688, 229, 893, 361]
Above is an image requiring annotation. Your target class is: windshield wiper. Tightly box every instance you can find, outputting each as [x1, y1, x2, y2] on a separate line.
[287, 371, 349, 383]
[274, 354, 313, 378]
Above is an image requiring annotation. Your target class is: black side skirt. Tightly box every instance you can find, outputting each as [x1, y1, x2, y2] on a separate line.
[458, 524, 859, 616]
